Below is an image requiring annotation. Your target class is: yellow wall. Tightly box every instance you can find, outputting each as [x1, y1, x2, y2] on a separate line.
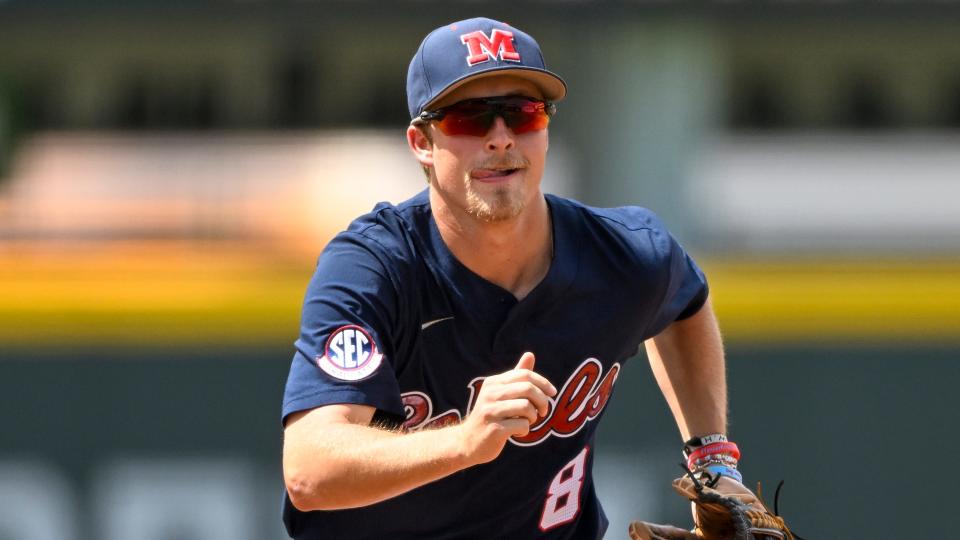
[3, 241, 957, 347]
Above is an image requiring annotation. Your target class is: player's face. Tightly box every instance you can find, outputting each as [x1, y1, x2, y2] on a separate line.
[421, 76, 549, 223]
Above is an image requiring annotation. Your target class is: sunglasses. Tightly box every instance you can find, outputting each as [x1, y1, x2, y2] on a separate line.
[417, 96, 556, 137]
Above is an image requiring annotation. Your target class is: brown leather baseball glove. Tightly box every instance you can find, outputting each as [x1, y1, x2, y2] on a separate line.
[628, 471, 802, 540]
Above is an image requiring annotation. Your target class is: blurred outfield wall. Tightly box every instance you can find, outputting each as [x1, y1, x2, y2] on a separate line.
[1, 3, 959, 540]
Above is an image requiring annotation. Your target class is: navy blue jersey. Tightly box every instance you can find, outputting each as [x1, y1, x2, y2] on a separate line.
[281, 189, 708, 540]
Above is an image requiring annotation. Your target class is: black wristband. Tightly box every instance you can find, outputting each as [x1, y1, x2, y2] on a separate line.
[682, 433, 728, 458]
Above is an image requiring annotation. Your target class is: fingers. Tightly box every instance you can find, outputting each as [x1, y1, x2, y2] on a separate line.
[523, 369, 558, 398]
[458, 352, 558, 465]
[484, 398, 539, 425]
[628, 521, 697, 540]
[477, 354, 557, 417]
[515, 351, 535, 371]
[673, 475, 759, 506]
[497, 417, 532, 438]
[496, 352, 557, 418]
[712, 475, 758, 500]
[486, 381, 553, 417]
[500, 352, 557, 397]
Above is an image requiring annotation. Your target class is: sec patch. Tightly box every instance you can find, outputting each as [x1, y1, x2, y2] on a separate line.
[316, 325, 383, 381]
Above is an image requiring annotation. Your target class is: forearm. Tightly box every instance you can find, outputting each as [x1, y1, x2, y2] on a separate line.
[645, 297, 727, 440]
[284, 417, 470, 511]
[284, 353, 555, 511]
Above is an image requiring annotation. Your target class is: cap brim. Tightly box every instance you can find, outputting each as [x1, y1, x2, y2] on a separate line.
[422, 66, 567, 113]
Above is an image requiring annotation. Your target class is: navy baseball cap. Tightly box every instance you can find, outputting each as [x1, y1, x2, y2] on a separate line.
[406, 17, 567, 119]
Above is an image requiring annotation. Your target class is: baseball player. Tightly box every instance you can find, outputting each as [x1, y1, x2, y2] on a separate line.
[281, 17, 757, 539]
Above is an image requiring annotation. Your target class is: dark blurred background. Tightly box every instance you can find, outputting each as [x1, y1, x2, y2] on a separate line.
[1, 2, 958, 539]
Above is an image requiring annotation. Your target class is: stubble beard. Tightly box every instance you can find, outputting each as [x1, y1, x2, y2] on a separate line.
[463, 154, 531, 223]
[465, 179, 526, 223]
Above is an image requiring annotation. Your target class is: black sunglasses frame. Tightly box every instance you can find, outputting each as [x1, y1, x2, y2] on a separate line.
[416, 96, 557, 124]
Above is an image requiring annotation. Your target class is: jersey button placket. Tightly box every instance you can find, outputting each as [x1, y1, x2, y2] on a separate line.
[491, 295, 529, 356]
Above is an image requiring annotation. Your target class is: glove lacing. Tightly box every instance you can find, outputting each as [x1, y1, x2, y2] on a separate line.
[682, 464, 806, 540]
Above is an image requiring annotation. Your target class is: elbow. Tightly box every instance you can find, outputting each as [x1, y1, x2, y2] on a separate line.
[283, 440, 344, 511]
[284, 434, 343, 511]
[285, 462, 389, 511]
[284, 466, 339, 511]
[284, 468, 316, 511]
[282, 408, 381, 511]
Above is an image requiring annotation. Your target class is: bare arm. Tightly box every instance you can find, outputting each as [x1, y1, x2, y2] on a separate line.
[283, 352, 557, 511]
[283, 404, 469, 510]
[645, 297, 727, 440]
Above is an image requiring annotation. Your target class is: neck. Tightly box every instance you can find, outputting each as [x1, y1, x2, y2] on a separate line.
[431, 192, 553, 301]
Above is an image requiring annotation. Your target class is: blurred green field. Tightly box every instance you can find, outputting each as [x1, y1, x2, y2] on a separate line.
[2, 242, 957, 347]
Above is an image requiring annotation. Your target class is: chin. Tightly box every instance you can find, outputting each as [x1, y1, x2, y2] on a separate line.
[466, 188, 525, 223]
[474, 204, 524, 223]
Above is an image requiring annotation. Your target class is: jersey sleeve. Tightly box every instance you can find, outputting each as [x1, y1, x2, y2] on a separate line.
[641, 218, 709, 339]
[281, 231, 406, 425]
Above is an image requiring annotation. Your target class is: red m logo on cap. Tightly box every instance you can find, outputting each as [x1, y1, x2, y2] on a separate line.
[460, 29, 521, 66]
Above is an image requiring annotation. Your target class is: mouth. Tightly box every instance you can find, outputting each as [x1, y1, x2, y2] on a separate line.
[470, 167, 522, 182]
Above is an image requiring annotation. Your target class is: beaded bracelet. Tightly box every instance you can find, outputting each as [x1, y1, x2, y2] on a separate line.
[688, 454, 739, 472]
[693, 451, 738, 463]
[690, 454, 739, 470]
[686, 441, 741, 471]
[688, 452, 739, 463]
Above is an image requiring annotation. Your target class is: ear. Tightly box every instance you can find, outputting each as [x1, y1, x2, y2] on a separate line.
[406, 124, 434, 168]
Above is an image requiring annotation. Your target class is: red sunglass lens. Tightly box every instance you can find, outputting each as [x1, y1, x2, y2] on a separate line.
[434, 98, 549, 136]
[504, 102, 550, 134]
[436, 105, 494, 136]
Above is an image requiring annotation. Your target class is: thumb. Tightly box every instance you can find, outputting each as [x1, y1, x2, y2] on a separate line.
[515, 351, 535, 371]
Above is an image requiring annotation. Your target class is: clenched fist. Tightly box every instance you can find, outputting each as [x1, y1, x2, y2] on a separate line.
[455, 352, 557, 466]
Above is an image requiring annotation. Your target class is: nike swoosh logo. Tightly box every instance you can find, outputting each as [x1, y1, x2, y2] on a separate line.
[420, 316, 454, 330]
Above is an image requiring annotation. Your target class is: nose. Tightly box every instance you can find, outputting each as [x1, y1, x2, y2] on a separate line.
[485, 116, 514, 153]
